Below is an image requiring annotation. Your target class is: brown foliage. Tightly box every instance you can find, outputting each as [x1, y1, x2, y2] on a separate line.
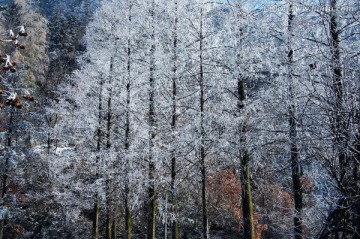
[207, 168, 267, 239]
[9, 224, 25, 237]
[8, 182, 21, 195]
[301, 177, 313, 193]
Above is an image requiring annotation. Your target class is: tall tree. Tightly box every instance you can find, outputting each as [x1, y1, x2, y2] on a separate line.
[198, 8, 209, 239]
[170, 1, 179, 237]
[287, 3, 303, 239]
[124, 1, 133, 238]
[147, 1, 157, 238]
[227, 1, 257, 238]
[316, 0, 360, 237]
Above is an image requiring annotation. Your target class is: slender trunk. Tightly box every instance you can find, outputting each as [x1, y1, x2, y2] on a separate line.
[170, 157, 178, 239]
[200, 147, 207, 239]
[125, 190, 132, 239]
[112, 217, 117, 239]
[287, 4, 303, 239]
[47, 130, 51, 154]
[240, 148, 254, 239]
[329, 0, 350, 236]
[329, 0, 348, 187]
[124, 80, 132, 239]
[45, 114, 58, 155]
[289, 102, 303, 239]
[124, 1, 133, 238]
[106, 205, 112, 239]
[106, 178, 112, 239]
[125, 76, 132, 239]
[92, 193, 100, 239]
[147, 162, 156, 239]
[93, 77, 104, 239]
[236, 7, 254, 238]
[164, 194, 168, 239]
[147, 1, 157, 238]
[105, 54, 114, 239]
[238, 78, 254, 239]
[171, 1, 179, 239]
[106, 93, 112, 150]
[124, 77, 132, 239]
[199, 8, 208, 239]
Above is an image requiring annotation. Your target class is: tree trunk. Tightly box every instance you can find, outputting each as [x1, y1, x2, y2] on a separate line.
[199, 8, 208, 239]
[235, 6, 254, 237]
[329, 0, 349, 189]
[93, 76, 104, 239]
[125, 74, 132, 238]
[329, 0, 350, 236]
[147, 1, 157, 238]
[112, 217, 117, 239]
[125, 1, 133, 238]
[106, 178, 112, 239]
[124, 77, 132, 239]
[147, 163, 156, 239]
[289, 106, 303, 239]
[125, 189, 132, 239]
[240, 148, 254, 239]
[106, 209, 112, 239]
[318, 0, 358, 237]
[287, 4, 303, 239]
[238, 79, 254, 239]
[105, 53, 114, 239]
[93, 193, 100, 239]
[170, 1, 179, 239]
[170, 156, 178, 239]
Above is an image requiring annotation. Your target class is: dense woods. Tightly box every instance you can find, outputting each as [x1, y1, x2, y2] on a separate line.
[0, 0, 359, 238]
